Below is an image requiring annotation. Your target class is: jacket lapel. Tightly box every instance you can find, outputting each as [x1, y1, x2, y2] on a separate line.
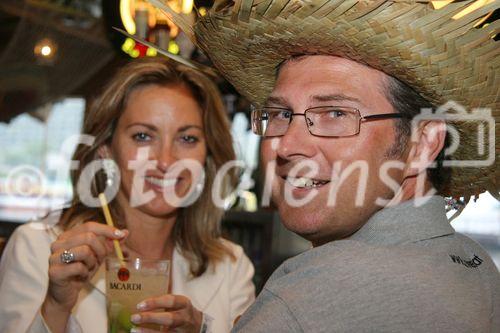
[171, 247, 224, 311]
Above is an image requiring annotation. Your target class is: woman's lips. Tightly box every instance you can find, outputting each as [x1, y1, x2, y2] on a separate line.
[144, 176, 179, 192]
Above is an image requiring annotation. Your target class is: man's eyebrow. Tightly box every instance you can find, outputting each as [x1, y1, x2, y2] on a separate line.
[264, 94, 362, 107]
[264, 96, 290, 107]
[311, 94, 362, 104]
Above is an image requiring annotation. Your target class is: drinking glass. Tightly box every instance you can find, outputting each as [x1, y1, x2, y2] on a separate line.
[105, 257, 170, 333]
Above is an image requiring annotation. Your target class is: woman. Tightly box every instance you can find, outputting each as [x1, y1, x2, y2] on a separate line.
[0, 58, 255, 333]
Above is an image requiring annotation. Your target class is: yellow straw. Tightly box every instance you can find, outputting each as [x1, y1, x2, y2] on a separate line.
[98, 193, 125, 264]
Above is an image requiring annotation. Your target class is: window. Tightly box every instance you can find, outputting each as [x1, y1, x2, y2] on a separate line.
[0, 98, 84, 222]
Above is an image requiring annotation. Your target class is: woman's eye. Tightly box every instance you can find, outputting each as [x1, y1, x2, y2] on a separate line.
[180, 135, 199, 144]
[132, 132, 151, 142]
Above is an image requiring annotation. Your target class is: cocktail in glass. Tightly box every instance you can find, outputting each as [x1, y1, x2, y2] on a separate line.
[105, 257, 170, 333]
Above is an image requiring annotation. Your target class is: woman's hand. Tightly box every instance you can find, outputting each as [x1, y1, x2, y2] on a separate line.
[130, 295, 203, 333]
[41, 222, 128, 333]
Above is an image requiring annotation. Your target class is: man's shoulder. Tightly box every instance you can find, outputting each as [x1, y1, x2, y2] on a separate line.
[263, 240, 400, 295]
[264, 236, 498, 299]
[257, 238, 499, 332]
[269, 240, 416, 278]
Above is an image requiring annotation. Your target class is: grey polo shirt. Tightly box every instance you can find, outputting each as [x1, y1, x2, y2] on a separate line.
[233, 196, 500, 332]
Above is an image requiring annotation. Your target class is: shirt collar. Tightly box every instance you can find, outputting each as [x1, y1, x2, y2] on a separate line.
[348, 196, 454, 245]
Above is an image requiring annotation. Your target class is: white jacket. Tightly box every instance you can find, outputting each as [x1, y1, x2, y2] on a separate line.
[0, 221, 255, 333]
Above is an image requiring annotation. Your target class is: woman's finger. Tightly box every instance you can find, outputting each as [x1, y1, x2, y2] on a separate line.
[131, 310, 181, 327]
[137, 294, 189, 312]
[51, 232, 112, 262]
[49, 262, 90, 282]
[49, 245, 98, 270]
[129, 327, 162, 333]
[133, 295, 202, 331]
[58, 222, 127, 242]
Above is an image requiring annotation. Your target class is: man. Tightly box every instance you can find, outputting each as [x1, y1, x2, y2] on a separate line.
[152, 0, 499, 331]
[233, 54, 499, 332]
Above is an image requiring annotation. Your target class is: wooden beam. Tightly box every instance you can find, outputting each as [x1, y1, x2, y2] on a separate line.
[0, 2, 110, 47]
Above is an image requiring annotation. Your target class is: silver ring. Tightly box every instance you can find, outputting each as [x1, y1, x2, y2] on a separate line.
[60, 250, 75, 264]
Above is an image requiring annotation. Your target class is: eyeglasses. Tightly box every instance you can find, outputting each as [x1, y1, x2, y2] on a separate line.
[251, 106, 410, 137]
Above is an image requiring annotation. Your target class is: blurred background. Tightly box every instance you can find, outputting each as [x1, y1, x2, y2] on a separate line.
[0, 0, 498, 291]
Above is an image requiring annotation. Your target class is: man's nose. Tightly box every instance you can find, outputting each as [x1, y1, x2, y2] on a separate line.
[276, 114, 316, 159]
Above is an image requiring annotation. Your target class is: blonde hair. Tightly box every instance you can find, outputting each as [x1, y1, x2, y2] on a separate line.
[59, 57, 237, 276]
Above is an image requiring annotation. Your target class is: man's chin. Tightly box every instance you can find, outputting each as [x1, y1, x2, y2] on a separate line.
[278, 206, 324, 236]
[281, 221, 334, 247]
[276, 203, 357, 246]
[283, 222, 350, 246]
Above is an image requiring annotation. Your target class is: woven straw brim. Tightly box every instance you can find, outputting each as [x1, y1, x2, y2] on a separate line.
[160, 0, 499, 197]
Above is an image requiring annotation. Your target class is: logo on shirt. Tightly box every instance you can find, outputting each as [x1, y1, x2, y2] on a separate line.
[449, 254, 483, 268]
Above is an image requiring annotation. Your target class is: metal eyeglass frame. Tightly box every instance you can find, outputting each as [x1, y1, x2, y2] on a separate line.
[251, 106, 412, 137]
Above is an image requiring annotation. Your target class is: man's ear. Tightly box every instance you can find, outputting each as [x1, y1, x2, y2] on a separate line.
[403, 120, 446, 178]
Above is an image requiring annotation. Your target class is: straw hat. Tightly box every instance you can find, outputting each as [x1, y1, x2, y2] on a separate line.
[150, 0, 499, 198]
